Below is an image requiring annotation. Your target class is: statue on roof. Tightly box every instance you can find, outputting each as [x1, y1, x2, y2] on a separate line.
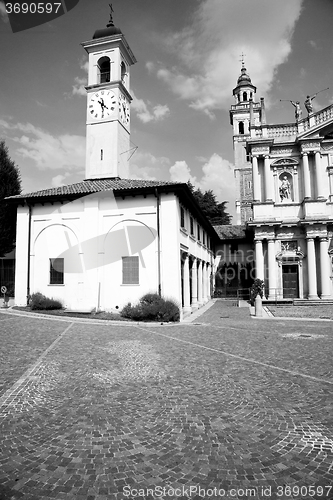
[304, 88, 329, 114]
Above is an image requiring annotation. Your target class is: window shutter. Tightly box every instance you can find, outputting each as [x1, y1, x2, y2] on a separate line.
[122, 256, 139, 284]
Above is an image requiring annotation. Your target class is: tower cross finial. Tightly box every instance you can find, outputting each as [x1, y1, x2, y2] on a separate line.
[239, 52, 246, 68]
[108, 3, 114, 26]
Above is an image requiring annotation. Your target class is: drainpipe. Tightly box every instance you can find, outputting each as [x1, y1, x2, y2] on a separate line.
[154, 188, 161, 297]
[26, 201, 32, 305]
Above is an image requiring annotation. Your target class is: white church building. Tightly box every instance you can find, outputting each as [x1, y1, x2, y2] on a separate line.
[7, 13, 217, 319]
[230, 63, 333, 301]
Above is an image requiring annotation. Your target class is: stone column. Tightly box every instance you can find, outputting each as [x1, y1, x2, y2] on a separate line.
[319, 237, 331, 299]
[252, 155, 260, 202]
[254, 239, 264, 281]
[207, 263, 211, 299]
[191, 257, 198, 310]
[197, 260, 203, 306]
[264, 155, 273, 201]
[306, 237, 318, 299]
[183, 253, 191, 313]
[267, 239, 277, 300]
[202, 262, 207, 304]
[302, 153, 311, 199]
[273, 167, 279, 203]
[315, 151, 325, 199]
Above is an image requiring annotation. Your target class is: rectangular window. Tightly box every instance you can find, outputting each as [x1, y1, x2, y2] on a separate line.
[197, 224, 200, 241]
[49, 258, 64, 285]
[203, 232, 206, 246]
[190, 217, 194, 235]
[122, 256, 139, 284]
[180, 206, 185, 229]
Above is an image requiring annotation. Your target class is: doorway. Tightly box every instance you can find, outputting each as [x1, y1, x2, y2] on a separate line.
[282, 264, 299, 298]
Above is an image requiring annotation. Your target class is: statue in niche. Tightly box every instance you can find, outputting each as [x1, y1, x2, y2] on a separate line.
[279, 175, 291, 201]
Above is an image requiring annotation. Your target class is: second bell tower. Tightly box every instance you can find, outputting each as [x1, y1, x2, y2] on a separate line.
[82, 7, 136, 180]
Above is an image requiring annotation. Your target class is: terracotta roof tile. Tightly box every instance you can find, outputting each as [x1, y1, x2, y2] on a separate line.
[7, 178, 183, 200]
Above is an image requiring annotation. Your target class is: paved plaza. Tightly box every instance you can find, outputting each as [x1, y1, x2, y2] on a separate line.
[0, 301, 333, 500]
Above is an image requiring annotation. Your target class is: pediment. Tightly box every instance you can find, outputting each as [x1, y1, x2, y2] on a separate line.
[271, 157, 299, 166]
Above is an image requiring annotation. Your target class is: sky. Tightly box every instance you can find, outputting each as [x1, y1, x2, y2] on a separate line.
[1, 0, 333, 222]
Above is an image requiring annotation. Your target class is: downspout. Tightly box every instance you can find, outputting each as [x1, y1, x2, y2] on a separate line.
[154, 188, 161, 297]
[26, 201, 32, 305]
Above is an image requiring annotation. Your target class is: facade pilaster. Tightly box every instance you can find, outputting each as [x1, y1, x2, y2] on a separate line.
[264, 156, 273, 201]
[197, 260, 203, 306]
[191, 257, 198, 310]
[252, 155, 260, 202]
[267, 239, 277, 300]
[302, 153, 311, 199]
[314, 151, 325, 199]
[292, 165, 299, 202]
[254, 239, 264, 281]
[183, 253, 191, 313]
[319, 237, 331, 299]
[306, 238, 318, 299]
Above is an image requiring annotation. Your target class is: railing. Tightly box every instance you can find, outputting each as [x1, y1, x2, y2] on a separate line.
[315, 103, 333, 125]
[266, 123, 297, 138]
[99, 72, 110, 83]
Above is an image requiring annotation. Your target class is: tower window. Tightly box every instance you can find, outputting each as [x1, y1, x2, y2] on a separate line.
[238, 121, 244, 134]
[98, 56, 110, 84]
[101, 149, 103, 160]
[243, 91, 248, 101]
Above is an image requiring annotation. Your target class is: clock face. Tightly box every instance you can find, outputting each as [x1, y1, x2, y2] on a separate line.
[88, 90, 117, 120]
[119, 94, 130, 126]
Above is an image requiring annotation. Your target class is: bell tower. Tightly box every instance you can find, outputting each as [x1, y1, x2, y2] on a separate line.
[82, 6, 136, 180]
[229, 60, 260, 224]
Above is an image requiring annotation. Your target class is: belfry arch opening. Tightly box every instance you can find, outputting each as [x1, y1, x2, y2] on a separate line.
[98, 56, 110, 84]
[121, 61, 127, 83]
[243, 91, 248, 102]
[238, 121, 244, 135]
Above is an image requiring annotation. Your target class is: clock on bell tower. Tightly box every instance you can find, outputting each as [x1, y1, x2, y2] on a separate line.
[81, 6, 136, 179]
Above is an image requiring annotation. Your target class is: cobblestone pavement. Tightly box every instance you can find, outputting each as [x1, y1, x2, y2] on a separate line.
[0, 302, 333, 500]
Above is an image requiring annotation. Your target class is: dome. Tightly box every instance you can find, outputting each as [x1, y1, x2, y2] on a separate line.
[93, 23, 122, 39]
[237, 66, 252, 86]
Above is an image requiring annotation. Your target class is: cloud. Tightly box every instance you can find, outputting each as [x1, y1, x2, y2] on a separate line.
[131, 91, 170, 123]
[1, 120, 85, 171]
[169, 161, 197, 184]
[51, 173, 70, 187]
[129, 151, 171, 180]
[154, 0, 303, 114]
[71, 59, 88, 96]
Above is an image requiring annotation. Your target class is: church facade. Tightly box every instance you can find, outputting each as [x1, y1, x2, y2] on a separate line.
[8, 14, 217, 319]
[230, 64, 333, 300]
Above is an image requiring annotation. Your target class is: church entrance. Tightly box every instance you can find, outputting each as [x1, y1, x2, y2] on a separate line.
[282, 264, 299, 298]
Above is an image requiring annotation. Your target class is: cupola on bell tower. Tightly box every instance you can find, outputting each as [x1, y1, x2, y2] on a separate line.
[81, 5, 137, 180]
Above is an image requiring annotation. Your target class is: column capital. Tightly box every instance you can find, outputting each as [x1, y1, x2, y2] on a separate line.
[319, 236, 328, 242]
[301, 151, 308, 157]
[267, 238, 275, 243]
[306, 236, 315, 242]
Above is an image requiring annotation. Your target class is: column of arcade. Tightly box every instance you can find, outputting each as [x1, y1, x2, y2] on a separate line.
[182, 253, 212, 315]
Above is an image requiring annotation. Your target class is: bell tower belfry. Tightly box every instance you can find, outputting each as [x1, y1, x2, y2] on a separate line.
[229, 61, 261, 224]
[81, 6, 136, 180]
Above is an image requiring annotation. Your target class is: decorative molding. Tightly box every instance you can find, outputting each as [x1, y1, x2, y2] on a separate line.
[271, 157, 299, 166]
[300, 141, 321, 152]
[273, 148, 294, 155]
[252, 146, 270, 155]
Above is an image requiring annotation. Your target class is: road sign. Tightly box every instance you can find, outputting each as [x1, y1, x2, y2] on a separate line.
[1, 286, 7, 294]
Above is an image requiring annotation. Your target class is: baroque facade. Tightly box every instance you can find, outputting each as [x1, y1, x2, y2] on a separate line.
[230, 64, 333, 300]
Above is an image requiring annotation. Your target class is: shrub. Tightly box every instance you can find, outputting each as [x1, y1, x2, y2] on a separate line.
[30, 292, 62, 310]
[250, 279, 265, 305]
[120, 293, 180, 322]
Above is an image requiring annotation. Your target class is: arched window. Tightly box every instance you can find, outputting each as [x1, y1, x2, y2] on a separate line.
[243, 91, 248, 102]
[98, 57, 110, 84]
[238, 121, 244, 134]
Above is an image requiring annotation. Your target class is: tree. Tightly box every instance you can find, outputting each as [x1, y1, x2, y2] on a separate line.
[0, 141, 22, 256]
[187, 181, 231, 225]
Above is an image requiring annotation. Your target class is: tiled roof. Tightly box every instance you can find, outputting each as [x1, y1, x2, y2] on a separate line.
[213, 224, 252, 240]
[6, 178, 183, 200]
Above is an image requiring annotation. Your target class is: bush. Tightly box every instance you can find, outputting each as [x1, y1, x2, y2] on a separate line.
[120, 293, 180, 322]
[250, 279, 265, 306]
[30, 292, 62, 310]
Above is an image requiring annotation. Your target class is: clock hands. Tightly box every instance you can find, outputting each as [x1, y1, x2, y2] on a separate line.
[98, 97, 109, 118]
